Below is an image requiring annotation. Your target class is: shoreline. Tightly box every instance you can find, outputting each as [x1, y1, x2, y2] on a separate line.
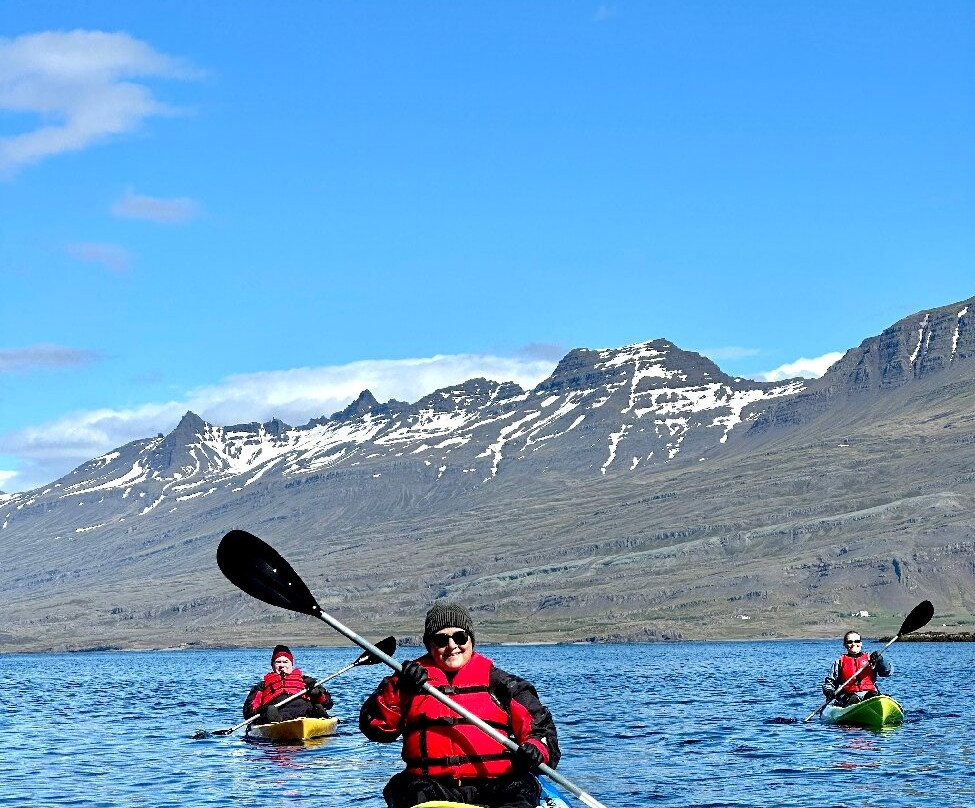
[5, 629, 975, 655]
[878, 631, 975, 642]
[0, 636, 946, 655]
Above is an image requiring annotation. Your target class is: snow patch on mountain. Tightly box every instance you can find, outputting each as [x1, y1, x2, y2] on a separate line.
[953, 307, 969, 359]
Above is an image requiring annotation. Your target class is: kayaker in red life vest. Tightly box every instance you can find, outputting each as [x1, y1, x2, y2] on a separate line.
[359, 603, 560, 808]
[243, 644, 334, 723]
[822, 631, 892, 707]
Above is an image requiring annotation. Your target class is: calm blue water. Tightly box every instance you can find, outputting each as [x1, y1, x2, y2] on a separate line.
[0, 641, 971, 808]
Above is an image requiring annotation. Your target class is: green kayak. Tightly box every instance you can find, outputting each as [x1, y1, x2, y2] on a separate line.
[821, 694, 904, 728]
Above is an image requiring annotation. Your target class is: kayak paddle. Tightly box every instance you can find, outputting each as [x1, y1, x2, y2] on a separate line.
[802, 599, 934, 723]
[216, 529, 612, 808]
[194, 635, 397, 739]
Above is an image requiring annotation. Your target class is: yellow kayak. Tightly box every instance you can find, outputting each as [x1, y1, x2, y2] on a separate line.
[415, 776, 571, 808]
[416, 803, 480, 808]
[417, 794, 568, 808]
[247, 716, 339, 741]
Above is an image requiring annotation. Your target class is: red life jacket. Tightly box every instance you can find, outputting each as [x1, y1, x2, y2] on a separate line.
[838, 653, 877, 694]
[255, 668, 309, 708]
[401, 653, 515, 779]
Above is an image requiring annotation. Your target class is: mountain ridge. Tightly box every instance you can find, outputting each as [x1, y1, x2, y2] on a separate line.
[1, 295, 973, 652]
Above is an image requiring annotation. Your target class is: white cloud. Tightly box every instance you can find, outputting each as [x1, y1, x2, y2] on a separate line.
[111, 189, 201, 223]
[754, 352, 844, 382]
[0, 353, 558, 493]
[186, 354, 557, 425]
[66, 241, 130, 273]
[0, 30, 201, 174]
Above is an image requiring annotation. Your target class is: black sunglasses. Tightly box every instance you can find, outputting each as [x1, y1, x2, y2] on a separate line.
[845, 638, 862, 645]
[431, 630, 470, 648]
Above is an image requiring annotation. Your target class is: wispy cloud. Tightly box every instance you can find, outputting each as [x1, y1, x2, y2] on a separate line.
[0, 343, 101, 373]
[66, 241, 130, 274]
[111, 189, 201, 223]
[0, 352, 558, 493]
[189, 354, 559, 427]
[0, 29, 202, 174]
[754, 352, 844, 382]
[594, 5, 618, 22]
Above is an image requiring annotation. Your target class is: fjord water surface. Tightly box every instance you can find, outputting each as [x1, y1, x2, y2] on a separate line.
[1, 641, 970, 807]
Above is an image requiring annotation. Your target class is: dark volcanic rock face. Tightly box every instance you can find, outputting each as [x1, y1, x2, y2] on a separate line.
[1, 296, 973, 652]
[839, 300, 973, 390]
[748, 297, 975, 433]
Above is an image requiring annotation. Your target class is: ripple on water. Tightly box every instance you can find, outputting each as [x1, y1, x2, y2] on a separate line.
[2, 643, 974, 807]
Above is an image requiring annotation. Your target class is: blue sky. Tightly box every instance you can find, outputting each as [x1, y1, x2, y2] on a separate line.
[1, 2, 972, 493]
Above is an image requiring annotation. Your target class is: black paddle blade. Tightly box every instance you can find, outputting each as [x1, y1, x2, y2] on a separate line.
[898, 600, 934, 636]
[217, 529, 323, 618]
[356, 635, 397, 665]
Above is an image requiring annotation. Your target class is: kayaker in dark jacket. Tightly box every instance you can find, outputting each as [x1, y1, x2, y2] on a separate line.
[243, 644, 333, 723]
[822, 631, 892, 706]
[359, 603, 560, 808]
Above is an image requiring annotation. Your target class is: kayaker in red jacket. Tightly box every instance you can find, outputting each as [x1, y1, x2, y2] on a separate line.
[243, 644, 333, 723]
[822, 631, 892, 707]
[359, 603, 560, 808]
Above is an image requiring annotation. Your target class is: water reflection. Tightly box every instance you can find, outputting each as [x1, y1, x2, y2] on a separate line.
[244, 734, 338, 765]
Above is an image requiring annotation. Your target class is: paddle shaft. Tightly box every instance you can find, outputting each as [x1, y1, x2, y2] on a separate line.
[803, 633, 900, 723]
[218, 664, 350, 736]
[308, 608, 609, 808]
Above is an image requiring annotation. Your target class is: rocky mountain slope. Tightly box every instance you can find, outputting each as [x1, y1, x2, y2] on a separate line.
[1, 296, 973, 652]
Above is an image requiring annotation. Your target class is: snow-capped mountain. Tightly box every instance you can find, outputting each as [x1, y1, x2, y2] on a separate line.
[5, 339, 803, 526]
[1, 296, 973, 652]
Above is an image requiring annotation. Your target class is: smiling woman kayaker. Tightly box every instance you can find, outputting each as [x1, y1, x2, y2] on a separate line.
[359, 603, 560, 808]
[821, 630, 892, 707]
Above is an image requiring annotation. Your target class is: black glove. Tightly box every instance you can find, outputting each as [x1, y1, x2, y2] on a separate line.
[869, 651, 882, 666]
[397, 660, 428, 694]
[822, 685, 836, 699]
[243, 685, 262, 718]
[312, 688, 334, 710]
[513, 741, 545, 772]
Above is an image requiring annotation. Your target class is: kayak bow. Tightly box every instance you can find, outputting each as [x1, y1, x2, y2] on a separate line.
[821, 694, 904, 729]
[246, 716, 339, 741]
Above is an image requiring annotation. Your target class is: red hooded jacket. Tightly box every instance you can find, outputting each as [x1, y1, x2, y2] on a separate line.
[244, 668, 331, 717]
[359, 651, 559, 780]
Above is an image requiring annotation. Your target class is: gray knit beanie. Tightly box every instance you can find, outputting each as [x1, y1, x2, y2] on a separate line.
[423, 602, 475, 646]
